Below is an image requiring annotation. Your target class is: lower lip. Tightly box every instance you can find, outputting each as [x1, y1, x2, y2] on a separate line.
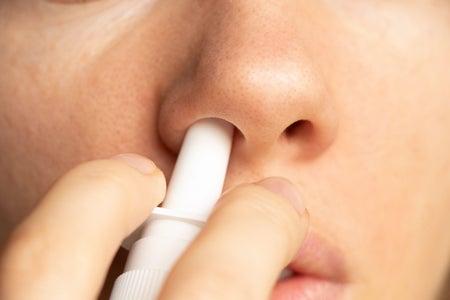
[271, 275, 346, 300]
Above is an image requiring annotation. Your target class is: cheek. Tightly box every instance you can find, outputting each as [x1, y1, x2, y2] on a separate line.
[309, 109, 450, 297]
[0, 10, 177, 225]
[304, 3, 450, 295]
[0, 0, 204, 222]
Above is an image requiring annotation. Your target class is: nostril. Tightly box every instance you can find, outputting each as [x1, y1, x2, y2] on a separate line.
[285, 120, 314, 140]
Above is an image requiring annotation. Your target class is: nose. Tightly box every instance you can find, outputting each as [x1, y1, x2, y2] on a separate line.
[159, 1, 338, 159]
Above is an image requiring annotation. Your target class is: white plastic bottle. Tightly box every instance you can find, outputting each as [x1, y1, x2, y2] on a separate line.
[110, 118, 233, 300]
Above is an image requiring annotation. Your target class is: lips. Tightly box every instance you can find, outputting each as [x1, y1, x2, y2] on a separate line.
[272, 231, 348, 299]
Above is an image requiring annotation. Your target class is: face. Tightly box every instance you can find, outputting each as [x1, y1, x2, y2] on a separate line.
[0, 0, 449, 299]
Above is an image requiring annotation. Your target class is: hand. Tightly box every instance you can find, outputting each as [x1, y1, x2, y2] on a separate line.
[159, 177, 309, 300]
[0, 154, 309, 300]
[0, 154, 166, 300]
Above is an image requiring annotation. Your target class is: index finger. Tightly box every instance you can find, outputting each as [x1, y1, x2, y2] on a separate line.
[159, 177, 309, 300]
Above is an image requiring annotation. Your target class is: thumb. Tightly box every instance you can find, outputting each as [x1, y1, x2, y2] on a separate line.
[0, 154, 166, 300]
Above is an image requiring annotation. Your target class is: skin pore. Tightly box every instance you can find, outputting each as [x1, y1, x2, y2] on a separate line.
[0, 0, 449, 299]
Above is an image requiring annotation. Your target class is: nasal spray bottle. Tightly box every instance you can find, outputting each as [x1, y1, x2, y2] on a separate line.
[110, 118, 233, 299]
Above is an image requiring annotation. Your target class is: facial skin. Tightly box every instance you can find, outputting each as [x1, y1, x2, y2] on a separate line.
[0, 0, 449, 299]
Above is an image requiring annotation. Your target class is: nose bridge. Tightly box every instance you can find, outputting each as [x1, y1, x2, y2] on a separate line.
[159, 1, 337, 156]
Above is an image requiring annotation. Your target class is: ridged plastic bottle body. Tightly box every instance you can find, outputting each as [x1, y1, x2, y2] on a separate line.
[111, 211, 203, 299]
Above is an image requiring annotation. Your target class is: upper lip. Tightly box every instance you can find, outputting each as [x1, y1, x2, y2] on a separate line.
[287, 229, 347, 282]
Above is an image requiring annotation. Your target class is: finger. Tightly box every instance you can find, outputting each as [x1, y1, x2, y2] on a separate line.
[159, 177, 309, 300]
[0, 154, 166, 300]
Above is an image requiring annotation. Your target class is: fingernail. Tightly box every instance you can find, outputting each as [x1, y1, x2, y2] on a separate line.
[112, 153, 158, 175]
[257, 177, 306, 214]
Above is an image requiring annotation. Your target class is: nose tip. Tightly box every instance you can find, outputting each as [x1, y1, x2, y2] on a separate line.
[158, 2, 338, 158]
[159, 57, 337, 158]
[212, 58, 335, 148]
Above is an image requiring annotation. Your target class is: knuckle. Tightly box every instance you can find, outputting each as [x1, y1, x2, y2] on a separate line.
[183, 269, 254, 300]
[0, 224, 50, 278]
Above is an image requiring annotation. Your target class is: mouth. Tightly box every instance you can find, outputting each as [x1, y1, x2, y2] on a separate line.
[272, 231, 348, 299]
